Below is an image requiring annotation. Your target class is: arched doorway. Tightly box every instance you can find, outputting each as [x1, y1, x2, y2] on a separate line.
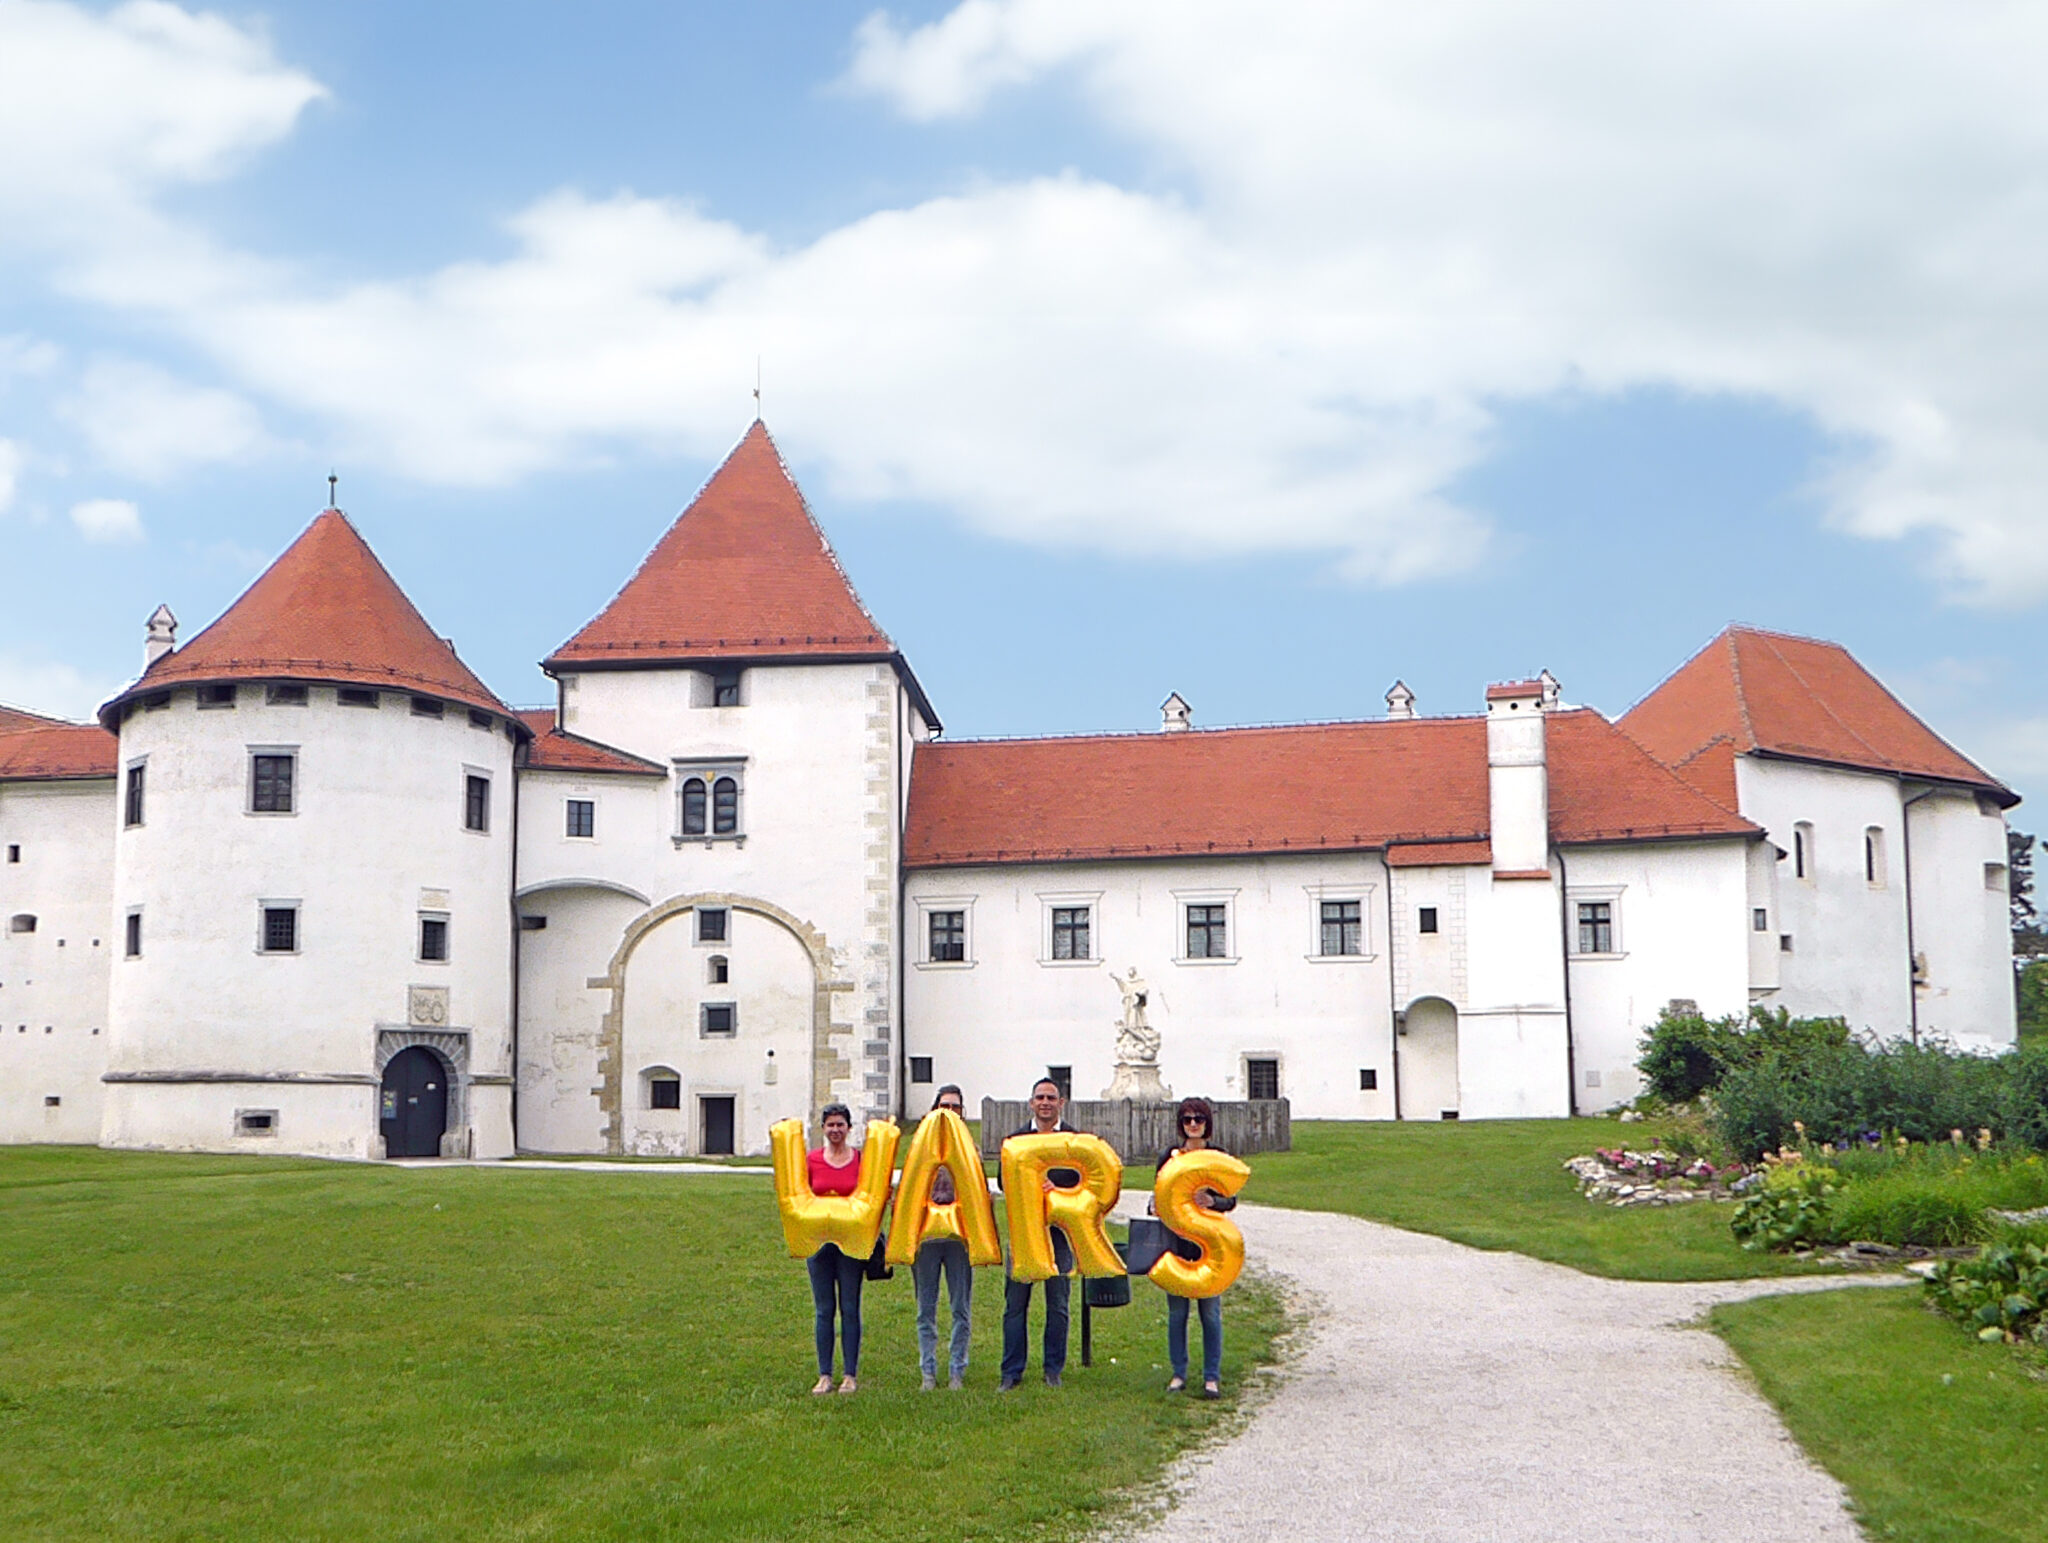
[1399, 997, 1460, 1120]
[381, 1046, 448, 1157]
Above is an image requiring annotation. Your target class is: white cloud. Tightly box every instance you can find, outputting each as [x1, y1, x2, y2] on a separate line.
[60, 359, 269, 479]
[0, 650, 122, 720]
[0, 438, 20, 513]
[69, 497, 143, 543]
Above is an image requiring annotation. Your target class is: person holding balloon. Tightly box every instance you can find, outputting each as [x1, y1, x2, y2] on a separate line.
[805, 1103, 867, 1395]
[911, 1084, 975, 1391]
[1155, 1096, 1235, 1398]
[997, 1077, 1081, 1391]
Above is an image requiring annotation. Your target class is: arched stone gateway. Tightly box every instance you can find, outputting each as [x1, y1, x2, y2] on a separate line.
[584, 892, 856, 1155]
[1399, 996, 1460, 1120]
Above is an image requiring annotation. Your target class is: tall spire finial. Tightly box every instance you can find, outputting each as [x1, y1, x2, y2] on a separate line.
[327, 471, 338, 509]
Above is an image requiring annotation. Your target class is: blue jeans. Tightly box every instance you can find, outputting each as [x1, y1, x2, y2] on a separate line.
[1001, 1228, 1073, 1383]
[1168, 1293, 1223, 1384]
[913, 1239, 972, 1380]
[806, 1244, 864, 1377]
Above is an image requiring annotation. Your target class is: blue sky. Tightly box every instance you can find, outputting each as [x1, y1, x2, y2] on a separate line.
[2, 1, 2045, 826]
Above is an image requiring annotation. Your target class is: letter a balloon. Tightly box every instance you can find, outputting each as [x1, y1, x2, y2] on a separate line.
[1001, 1132, 1125, 1281]
[887, 1107, 1001, 1267]
[769, 1116, 900, 1259]
[1149, 1148, 1250, 1298]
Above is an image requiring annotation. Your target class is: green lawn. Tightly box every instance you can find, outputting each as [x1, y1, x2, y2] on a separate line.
[0, 1148, 1282, 1542]
[1247, 1118, 1829, 1280]
[1714, 1288, 2048, 1543]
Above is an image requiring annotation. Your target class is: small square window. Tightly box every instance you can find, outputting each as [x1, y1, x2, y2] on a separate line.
[701, 1002, 737, 1037]
[650, 1077, 682, 1110]
[124, 911, 141, 957]
[468, 709, 493, 730]
[697, 907, 728, 944]
[235, 1109, 278, 1136]
[198, 683, 236, 709]
[266, 684, 308, 706]
[707, 954, 729, 984]
[5, 845, 18, 864]
[1359, 1068, 1378, 1091]
[1051, 906, 1089, 961]
[411, 696, 445, 718]
[518, 914, 548, 932]
[338, 688, 379, 709]
[1246, 1058, 1280, 1101]
[1753, 908, 1769, 932]
[251, 753, 295, 814]
[565, 799, 595, 839]
[420, 915, 449, 962]
[260, 906, 298, 954]
[929, 910, 965, 962]
[463, 774, 490, 833]
[1576, 901, 1613, 955]
[1320, 899, 1362, 956]
[1779, 933, 1794, 953]
[1418, 907, 1439, 934]
[712, 669, 742, 707]
[9, 913, 36, 934]
[1185, 904, 1228, 958]
[910, 1056, 934, 1083]
[1046, 1065, 1072, 1100]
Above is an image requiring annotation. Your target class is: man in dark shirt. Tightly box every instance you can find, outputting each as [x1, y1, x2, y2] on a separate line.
[998, 1077, 1079, 1390]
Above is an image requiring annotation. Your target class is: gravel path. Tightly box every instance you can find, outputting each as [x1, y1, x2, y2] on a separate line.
[1114, 1201, 1899, 1543]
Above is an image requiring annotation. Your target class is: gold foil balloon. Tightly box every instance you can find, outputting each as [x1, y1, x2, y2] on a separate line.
[768, 1116, 901, 1259]
[1000, 1132, 1125, 1281]
[887, 1107, 1002, 1267]
[1148, 1148, 1250, 1298]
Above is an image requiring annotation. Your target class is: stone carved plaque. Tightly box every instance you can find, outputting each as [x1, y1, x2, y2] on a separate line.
[408, 985, 450, 1028]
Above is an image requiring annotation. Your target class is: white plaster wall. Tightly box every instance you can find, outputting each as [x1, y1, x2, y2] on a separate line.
[530, 660, 905, 1134]
[1746, 836, 1783, 995]
[1736, 758, 1914, 1035]
[1562, 839, 1754, 1111]
[0, 777, 115, 1143]
[1398, 996, 1459, 1119]
[904, 852, 1398, 1120]
[103, 685, 516, 1158]
[1907, 790, 2018, 1050]
[616, 906, 813, 1156]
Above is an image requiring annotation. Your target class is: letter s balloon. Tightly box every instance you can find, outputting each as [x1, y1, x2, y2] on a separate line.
[1149, 1148, 1250, 1298]
[769, 1116, 901, 1259]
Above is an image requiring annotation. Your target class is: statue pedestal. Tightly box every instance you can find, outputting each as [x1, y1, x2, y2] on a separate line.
[1102, 1062, 1173, 1102]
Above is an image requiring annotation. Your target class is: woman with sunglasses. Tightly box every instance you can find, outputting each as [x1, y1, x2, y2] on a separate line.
[1155, 1095, 1235, 1398]
[805, 1103, 866, 1395]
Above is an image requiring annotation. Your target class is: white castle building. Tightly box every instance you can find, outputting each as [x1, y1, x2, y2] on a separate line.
[0, 423, 2021, 1157]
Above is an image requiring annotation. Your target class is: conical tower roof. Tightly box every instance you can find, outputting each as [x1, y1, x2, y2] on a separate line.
[545, 422, 896, 668]
[101, 508, 519, 729]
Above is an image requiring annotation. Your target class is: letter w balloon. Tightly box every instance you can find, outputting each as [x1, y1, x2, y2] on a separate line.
[1001, 1132, 1124, 1281]
[1149, 1148, 1250, 1298]
[768, 1117, 900, 1259]
[887, 1107, 1001, 1267]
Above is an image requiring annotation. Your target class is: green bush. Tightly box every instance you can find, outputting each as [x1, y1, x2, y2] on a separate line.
[1730, 1159, 1840, 1252]
[1636, 1005, 1851, 1106]
[2002, 1043, 2048, 1150]
[1712, 1038, 2019, 1159]
[1925, 1237, 2048, 1344]
[1829, 1174, 1988, 1248]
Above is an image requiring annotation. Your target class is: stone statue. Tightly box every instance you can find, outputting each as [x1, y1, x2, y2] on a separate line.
[1103, 966, 1171, 1102]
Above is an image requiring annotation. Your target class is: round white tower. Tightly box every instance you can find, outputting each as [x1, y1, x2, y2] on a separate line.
[98, 507, 527, 1159]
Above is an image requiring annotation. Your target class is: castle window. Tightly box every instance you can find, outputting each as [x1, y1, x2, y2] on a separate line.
[1360, 1068, 1378, 1091]
[712, 777, 738, 835]
[419, 914, 449, 963]
[250, 752, 296, 814]
[124, 911, 141, 957]
[6, 845, 18, 863]
[338, 688, 379, 709]
[1576, 901, 1614, 955]
[929, 910, 966, 962]
[673, 761, 745, 843]
[697, 907, 728, 943]
[266, 684, 308, 706]
[1753, 908, 1769, 931]
[468, 709, 493, 730]
[565, 799, 595, 839]
[8, 913, 34, 934]
[1185, 903, 1229, 959]
[712, 669, 742, 707]
[708, 954, 728, 985]
[1987, 862, 2009, 892]
[235, 1109, 278, 1137]
[910, 1057, 934, 1084]
[1419, 907, 1439, 934]
[1052, 906, 1090, 961]
[463, 774, 491, 833]
[142, 691, 170, 711]
[1793, 822, 1813, 880]
[650, 1075, 682, 1110]
[124, 763, 145, 827]
[198, 683, 236, 709]
[258, 904, 299, 955]
[411, 696, 444, 719]
[701, 1002, 737, 1037]
[1320, 900, 1362, 956]
[1865, 826, 1887, 888]
[680, 777, 707, 834]
[1246, 1057, 1281, 1101]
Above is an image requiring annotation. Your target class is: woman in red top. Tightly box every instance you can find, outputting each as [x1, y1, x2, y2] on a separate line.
[806, 1103, 866, 1394]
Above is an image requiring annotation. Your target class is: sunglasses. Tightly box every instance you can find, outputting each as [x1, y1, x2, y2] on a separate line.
[1181, 1115, 1207, 1127]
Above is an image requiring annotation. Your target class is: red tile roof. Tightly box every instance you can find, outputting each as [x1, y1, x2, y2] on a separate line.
[1619, 627, 2013, 804]
[1486, 680, 1543, 701]
[1386, 840, 1492, 867]
[100, 509, 520, 729]
[0, 723, 117, 782]
[0, 704, 70, 733]
[515, 709, 667, 775]
[904, 709, 1757, 869]
[546, 422, 895, 668]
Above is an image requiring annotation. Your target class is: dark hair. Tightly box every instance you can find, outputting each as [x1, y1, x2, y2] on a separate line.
[820, 1103, 852, 1127]
[1031, 1077, 1063, 1097]
[1176, 1096, 1214, 1134]
[932, 1084, 965, 1111]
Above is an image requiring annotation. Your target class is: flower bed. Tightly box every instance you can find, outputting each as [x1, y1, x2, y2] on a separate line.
[1563, 1148, 1750, 1207]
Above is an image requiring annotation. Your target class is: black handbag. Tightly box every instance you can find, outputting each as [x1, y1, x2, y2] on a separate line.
[864, 1233, 894, 1281]
[1124, 1216, 1171, 1276]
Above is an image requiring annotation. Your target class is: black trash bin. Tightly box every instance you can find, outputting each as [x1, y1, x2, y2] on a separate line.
[1080, 1241, 1132, 1366]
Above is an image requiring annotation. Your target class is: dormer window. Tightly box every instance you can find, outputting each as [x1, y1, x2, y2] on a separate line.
[338, 688, 379, 709]
[411, 696, 444, 719]
[266, 684, 309, 706]
[198, 683, 236, 709]
[713, 670, 741, 707]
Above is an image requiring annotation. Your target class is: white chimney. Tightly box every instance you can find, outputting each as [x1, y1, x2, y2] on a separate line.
[1486, 679, 1549, 874]
[1385, 680, 1416, 719]
[1160, 692, 1192, 732]
[143, 604, 177, 670]
[1539, 669, 1561, 710]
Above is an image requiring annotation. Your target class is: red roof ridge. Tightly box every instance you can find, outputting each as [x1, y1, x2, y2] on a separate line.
[936, 712, 1493, 751]
[0, 701, 78, 732]
[1722, 630, 1759, 750]
[515, 708, 667, 775]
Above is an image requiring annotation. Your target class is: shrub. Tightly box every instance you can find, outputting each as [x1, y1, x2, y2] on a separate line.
[1636, 1005, 1851, 1106]
[1925, 1237, 2048, 1344]
[1829, 1174, 1988, 1248]
[1730, 1157, 1840, 1252]
[1712, 1038, 2021, 1159]
[2002, 1044, 2048, 1151]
